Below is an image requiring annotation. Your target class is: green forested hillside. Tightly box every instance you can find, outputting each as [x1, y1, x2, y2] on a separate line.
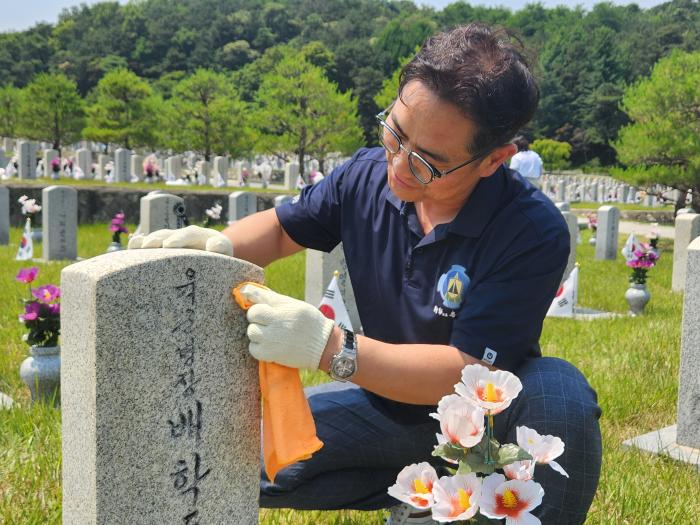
[1, 0, 699, 165]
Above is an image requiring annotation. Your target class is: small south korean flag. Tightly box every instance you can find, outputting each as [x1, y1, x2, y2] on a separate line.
[621, 233, 641, 261]
[547, 266, 579, 318]
[318, 271, 353, 331]
[15, 218, 33, 261]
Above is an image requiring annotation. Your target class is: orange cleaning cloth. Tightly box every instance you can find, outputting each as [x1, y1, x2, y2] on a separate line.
[233, 282, 324, 482]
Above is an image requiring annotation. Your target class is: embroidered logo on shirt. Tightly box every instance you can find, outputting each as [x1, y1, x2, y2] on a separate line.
[482, 347, 497, 365]
[436, 264, 470, 310]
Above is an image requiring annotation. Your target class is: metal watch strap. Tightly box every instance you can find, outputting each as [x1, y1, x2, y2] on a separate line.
[329, 329, 358, 382]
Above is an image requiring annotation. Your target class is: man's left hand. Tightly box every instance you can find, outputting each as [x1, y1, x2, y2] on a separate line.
[238, 284, 334, 370]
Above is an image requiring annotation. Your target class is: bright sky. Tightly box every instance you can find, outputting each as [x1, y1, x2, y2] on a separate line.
[0, 0, 668, 33]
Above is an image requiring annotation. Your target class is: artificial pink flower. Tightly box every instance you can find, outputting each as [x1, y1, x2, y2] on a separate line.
[387, 462, 438, 510]
[503, 460, 535, 481]
[431, 474, 481, 522]
[516, 426, 569, 478]
[430, 394, 485, 449]
[455, 364, 522, 414]
[16, 267, 39, 284]
[480, 473, 544, 525]
[20, 301, 41, 321]
[32, 284, 61, 303]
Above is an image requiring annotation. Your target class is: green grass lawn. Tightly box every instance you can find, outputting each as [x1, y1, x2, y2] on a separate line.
[569, 201, 674, 212]
[1, 225, 698, 524]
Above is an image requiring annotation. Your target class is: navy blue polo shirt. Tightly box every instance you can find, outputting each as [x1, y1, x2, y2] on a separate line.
[276, 147, 569, 421]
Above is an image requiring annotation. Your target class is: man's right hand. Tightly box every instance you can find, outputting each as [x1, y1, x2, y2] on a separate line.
[128, 225, 233, 256]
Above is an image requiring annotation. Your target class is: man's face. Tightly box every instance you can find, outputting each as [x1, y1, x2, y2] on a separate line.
[384, 81, 491, 206]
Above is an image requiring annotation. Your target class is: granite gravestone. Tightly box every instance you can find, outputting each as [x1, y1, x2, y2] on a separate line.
[18, 140, 36, 179]
[0, 185, 8, 245]
[561, 211, 578, 281]
[594, 206, 619, 260]
[138, 193, 188, 235]
[61, 249, 262, 524]
[305, 244, 361, 333]
[44, 149, 59, 178]
[97, 154, 111, 180]
[76, 148, 91, 180]
[42, 185, 77, 260]
[228, 192, 257, 222]
[274, 195, 293, 207]
[671, 213, 700, 292]
[213, 156, 228, 187]
[114, 149, 131, 183]
[284, 162, 299, 190]
[131, 154, 144, 182]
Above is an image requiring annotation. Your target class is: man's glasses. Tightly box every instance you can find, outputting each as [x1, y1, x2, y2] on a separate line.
[375, 108, 486, 185]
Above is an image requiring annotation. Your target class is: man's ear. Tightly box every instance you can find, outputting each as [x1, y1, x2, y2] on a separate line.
[479, 143, 517, 178]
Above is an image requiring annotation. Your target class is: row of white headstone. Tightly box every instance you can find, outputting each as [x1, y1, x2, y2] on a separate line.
[540, 174, 686, 208]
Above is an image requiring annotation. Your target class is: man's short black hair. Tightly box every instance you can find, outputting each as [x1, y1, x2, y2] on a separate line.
[399, 23, 539, 157]
[514, 136, 530, 152]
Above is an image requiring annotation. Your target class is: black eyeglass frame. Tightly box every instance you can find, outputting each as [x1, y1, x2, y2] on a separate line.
[375, 107, 488, 185]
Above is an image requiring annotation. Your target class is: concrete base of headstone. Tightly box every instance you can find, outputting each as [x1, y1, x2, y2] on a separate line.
[622, 425, 700, 472]
[0, 391, 14, 409]
[571, 307, 620, 320]
[61, 249, 262, 524]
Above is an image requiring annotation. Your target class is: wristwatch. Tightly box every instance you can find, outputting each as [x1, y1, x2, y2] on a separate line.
[329, 329, 358, 382]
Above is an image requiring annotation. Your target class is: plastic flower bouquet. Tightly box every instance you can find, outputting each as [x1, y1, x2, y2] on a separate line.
[626, 244, 659, 285]
[110, 211, 128, 244]
[50, 157, 61, 174]
[388, 364, 567, 524]
[16, 267, 60, 348]
[203, 203, 223, 228]
[586, 213, 597, 232]
[18, 195, 42, 218]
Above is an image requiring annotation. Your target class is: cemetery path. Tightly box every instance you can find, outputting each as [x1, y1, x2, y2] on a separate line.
[577, 219, 675, 239]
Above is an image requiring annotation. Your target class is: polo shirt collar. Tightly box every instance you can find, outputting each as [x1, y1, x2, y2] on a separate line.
[384, 165, 506, 239]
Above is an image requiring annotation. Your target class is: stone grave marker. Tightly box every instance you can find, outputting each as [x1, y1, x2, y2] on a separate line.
[0, 185, 8, 245]
[42, 185, 78, 260]
[305, 244, 361, 333]
[594, 205, 619, 260]
[97, 154, 111, 180]
[274, 195, 293, 207]
[44, 149, 59, 178]
[76, 148, 91, 179]
[114, 148, 131, 183]
[61, 249, 262, 524]
[672, 213, 700, 292]
[284, 162, 299, 190]
[131, 154, 144, 182]
[561, 211, 578, 280]
[18, 140, 36, 179]
[138, 193, 188, 235]
[228, 192, 257, 222]
[213, 156, 228, 187]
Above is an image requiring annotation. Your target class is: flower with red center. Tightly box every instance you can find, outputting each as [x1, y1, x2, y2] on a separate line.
[431, 473, 481, 522]
[430, 394, 485, 449]
[16, 267, 39, 284]
[32, 284, 61, 303]
[387, 462, 438, 510]
[20, 301, 41, 322]
[479, 473, 544, 525]
[455, 364, 522, 414]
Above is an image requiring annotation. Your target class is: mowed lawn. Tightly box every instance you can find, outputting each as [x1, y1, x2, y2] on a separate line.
[0, 222, 698, 524]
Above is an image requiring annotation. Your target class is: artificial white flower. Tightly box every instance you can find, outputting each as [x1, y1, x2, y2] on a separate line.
[480, 473, 544, 525]
[502, 459, 535, 481]
[431, 474, 481, 522]
[430, 394, 485, 449]
[205, 203, 223, 220]
[387, 462, 438, 510]
[517, 426, 569, 477]
[455, 363, 522, 414]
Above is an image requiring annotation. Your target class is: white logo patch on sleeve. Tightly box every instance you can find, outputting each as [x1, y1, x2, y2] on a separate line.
[482, 347, 497, 365]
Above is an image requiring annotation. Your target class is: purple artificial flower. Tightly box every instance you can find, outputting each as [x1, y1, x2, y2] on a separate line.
[51, 157, 61, 172]
[16, 267, 39, 284]
[47, 302, 60, 316]
[20, 301, 41, 321]
[32, 284, 61, 303]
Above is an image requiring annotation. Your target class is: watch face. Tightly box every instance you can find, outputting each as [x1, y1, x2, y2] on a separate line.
[333, 357, 356, 378]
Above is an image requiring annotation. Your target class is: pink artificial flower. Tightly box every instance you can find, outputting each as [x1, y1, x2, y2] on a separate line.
[479, 473, 544, 525]
[503, 460, 535, 481]
[18, 195, 28, 204]
[47, 302, 60, 316]
[431, 474, 482, 522]
[16, 267, 39, 284]
[455, 364, 522, 415]
[430, 394, 485, 449]
[516, 426, 569, 478]
[20, 301, 41, 321]
[387, 462, 439, 510]
[32, 284, 61, 303]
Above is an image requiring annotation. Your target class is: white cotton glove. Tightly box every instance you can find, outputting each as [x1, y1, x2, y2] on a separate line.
[238, 284, 335, 370]
[128, 225, 233, 256]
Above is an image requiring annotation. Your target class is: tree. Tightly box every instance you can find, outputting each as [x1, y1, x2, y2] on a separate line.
[0, 84, 22, 139]
[254, 51, 364, 178]
[374, 53, 415, 111]
[83, 68, 160, 150]
[531, 139, 571, 172]
[612, 50, 700, 212]
[165, 69, 252, 161]
[17, 73, 85, 152]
